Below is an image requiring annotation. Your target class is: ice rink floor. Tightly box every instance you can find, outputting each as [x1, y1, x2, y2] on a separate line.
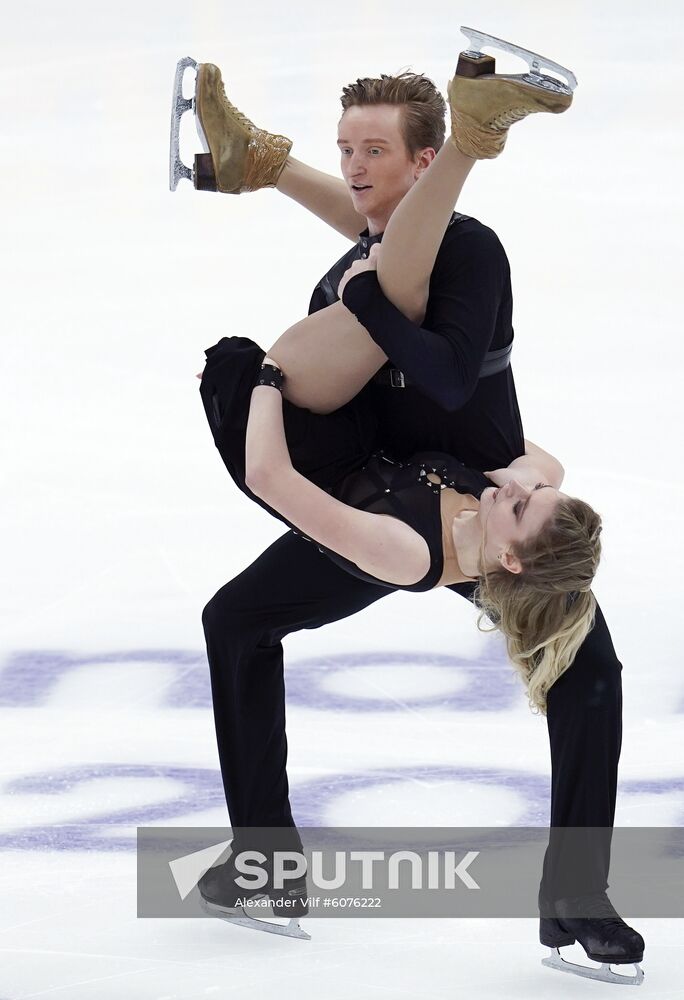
[2, 0, 683, 996]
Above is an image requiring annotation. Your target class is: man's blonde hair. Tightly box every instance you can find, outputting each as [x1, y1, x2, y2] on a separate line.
[340, 71, 447, 158]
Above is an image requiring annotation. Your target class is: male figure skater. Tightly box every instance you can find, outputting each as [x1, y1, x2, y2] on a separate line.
[179, 57, 643, 980]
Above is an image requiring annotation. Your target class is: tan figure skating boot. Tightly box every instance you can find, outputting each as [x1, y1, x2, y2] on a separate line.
[193, 63, 293, 192]
[168, 57, 292, 192]
[448, 27, 578, 159]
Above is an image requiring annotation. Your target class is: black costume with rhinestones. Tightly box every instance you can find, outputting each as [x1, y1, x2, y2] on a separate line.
[305, 451, 490, 592]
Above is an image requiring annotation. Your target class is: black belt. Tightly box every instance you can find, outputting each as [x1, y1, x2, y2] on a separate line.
[372, 343, 512, 388]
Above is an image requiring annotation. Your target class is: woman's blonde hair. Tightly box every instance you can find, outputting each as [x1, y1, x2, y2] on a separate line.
[475, 497, 602, 715]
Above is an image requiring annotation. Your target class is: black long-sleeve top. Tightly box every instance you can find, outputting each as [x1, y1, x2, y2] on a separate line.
[307, 212, 525, 472]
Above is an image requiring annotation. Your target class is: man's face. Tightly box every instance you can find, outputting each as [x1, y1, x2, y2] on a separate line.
[337, 104, 430, 233]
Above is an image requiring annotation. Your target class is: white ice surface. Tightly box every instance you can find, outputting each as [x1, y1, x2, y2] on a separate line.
[2, 0, 683, 996]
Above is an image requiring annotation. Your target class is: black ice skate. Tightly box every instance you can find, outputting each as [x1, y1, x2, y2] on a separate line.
[198, 854, 311, 941]
[540, 891, 645, 985]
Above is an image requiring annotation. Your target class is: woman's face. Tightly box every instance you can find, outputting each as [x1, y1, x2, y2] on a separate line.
[478, 480, 564, 572]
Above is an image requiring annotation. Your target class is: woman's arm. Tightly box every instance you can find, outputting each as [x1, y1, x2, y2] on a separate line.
[486, 439, 565, 491]
[275, 156, 368, 243]
[244, 356, 294, 485]
[244, 361, 430, 586]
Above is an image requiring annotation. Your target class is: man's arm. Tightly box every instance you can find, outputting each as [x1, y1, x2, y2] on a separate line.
[486, 440, 565, 490]
[276, 156, 368, 242]
[341, 227, 510, 412]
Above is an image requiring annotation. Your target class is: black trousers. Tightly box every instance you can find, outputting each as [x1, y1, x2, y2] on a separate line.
[202, 528, 623, 902]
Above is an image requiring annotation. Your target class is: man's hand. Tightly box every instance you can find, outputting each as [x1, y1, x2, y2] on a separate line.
[485, 440, 565, 491]
[484, 468, 519, 487]
[484, 466, 541, 488]
[338, 243, 380, 299]
[484, 464, 550, 490]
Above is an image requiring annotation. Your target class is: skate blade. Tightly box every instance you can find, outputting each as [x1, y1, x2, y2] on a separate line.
[200, 898, 311, 940]
[542, 948, 645, 986]
[169, 56, 198, 191]
[459, 26, 577, 94]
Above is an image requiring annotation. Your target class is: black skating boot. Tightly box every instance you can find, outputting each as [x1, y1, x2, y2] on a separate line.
[198, 851, 310, 940]
[540, 891, 645, 984]
[199, 854, 308, 914]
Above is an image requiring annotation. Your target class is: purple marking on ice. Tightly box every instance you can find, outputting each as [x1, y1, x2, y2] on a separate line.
[4, 762, 684, 852]
[0, 764, 225, 852]
[0, 643, 517, 712]
[618, 778, 684, 856]
[290, 765, 552, 826]
[619, 778, 684, 858]
[4, 652, 683, 851]
[621, 779, 684, 794]
[1, 762, 550, 850]
[0, 649, 210, 708]
[284, 644, 518, 713]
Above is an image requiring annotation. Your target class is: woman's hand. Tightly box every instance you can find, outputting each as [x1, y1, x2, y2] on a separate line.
[338, 243, 380, 299]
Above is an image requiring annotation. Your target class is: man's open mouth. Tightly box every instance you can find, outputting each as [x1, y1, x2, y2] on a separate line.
[352, 185, 372, 191]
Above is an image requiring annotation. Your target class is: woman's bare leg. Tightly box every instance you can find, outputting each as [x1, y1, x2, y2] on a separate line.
[376, 142, 475, 323]
[267, 139, 475, 414]
[267, 301, 388, 413]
